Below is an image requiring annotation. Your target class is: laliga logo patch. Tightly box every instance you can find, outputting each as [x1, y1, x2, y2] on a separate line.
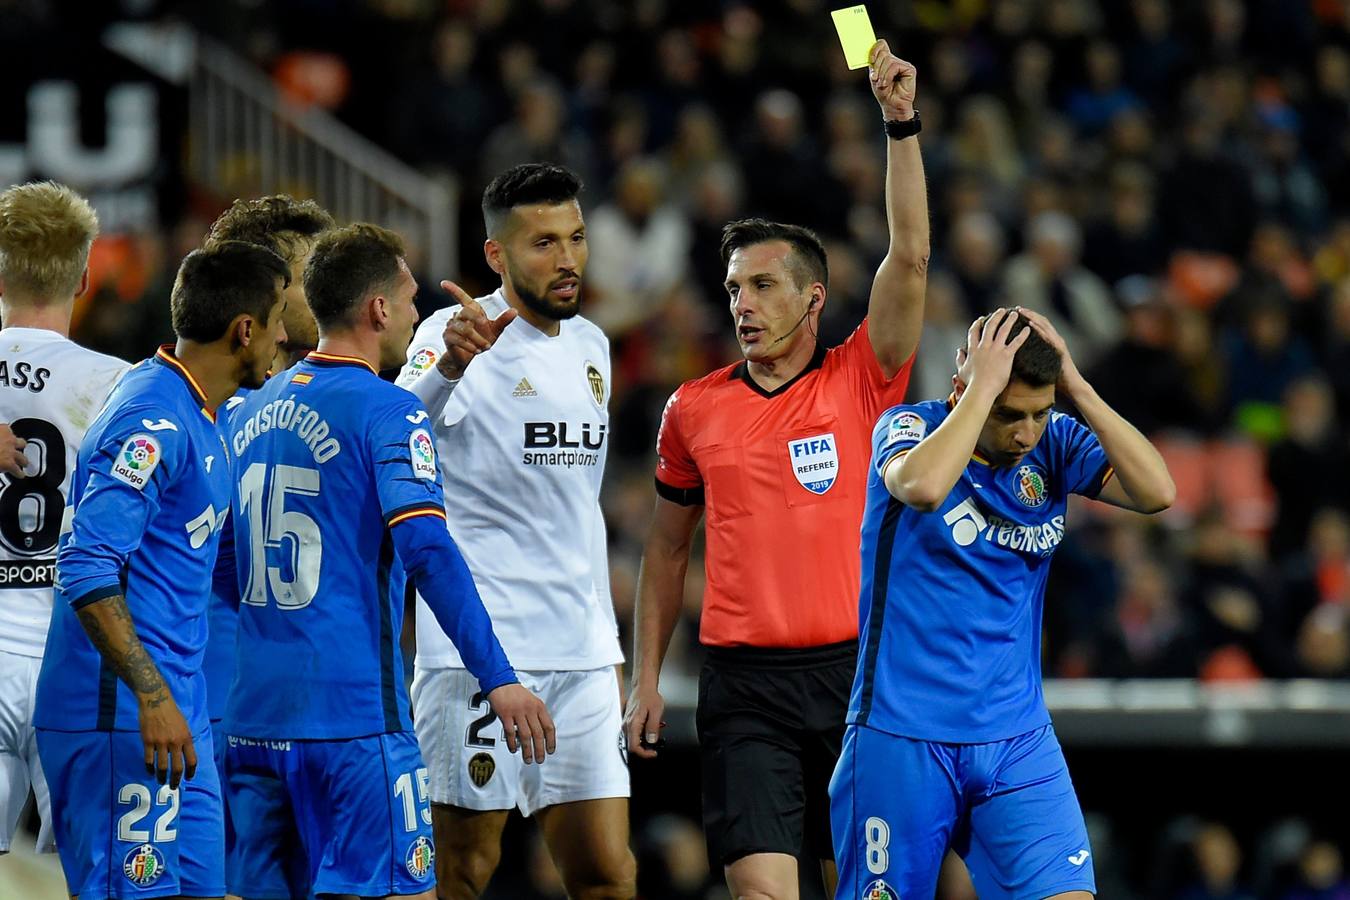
[409, 429, 437, 480]
[405, 835, 435, 880]
[863, 879, 898, 899]
[111, 434, 161, 490]
[885, 411, 926, 448]
[1014, 464, 1050, 508]
[787, 432, 838, 495]
[410, 348, 438, 372]
[123, 842, 167, 886]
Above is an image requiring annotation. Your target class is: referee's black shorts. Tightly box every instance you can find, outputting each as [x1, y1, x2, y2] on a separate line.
[696, 639, 856, 868]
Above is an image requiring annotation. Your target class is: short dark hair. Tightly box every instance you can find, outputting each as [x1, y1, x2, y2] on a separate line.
[482, 164, 583, 237]
[1010, 324, 1062, 387]
[303, 223, 406, 329]
[720, 218, 829, 291]
[170, 241, 290, 342]
[206, 195, 335, 265]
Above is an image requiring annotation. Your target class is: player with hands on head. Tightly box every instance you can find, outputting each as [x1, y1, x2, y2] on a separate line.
[34, 239, 290, 898]
[829, 306, 1174, 900]
[627, 36, 929, 900]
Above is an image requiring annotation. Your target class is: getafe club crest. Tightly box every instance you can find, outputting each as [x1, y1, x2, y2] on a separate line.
[123, 843, 166, 886]
[863, 879, 898, 899]
[584, 361, 606, 408]
[405, 835, 435, 879]
[1014, 464, 1050, 508]
[787, 432, 838, 495]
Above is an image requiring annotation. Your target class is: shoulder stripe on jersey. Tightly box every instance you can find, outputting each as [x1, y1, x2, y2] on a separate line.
[154, 345, 215, 422]
[305, 351, 377, 375]
[1088, 462, 1115, 498]
[856, 496, 904, 727]
[654, 477, 705, 507]
[387, 506, 446, 527]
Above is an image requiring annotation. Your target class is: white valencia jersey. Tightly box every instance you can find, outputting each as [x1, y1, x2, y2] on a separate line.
[397, 291, 622, 671]
[0, 327, 128, 657]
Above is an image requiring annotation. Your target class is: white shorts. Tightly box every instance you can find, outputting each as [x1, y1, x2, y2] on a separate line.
[411, 666, 630, 817]
[0, 648, 52, 853]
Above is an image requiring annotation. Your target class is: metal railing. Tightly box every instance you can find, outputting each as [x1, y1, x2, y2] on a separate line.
[107, 23, 455, 277]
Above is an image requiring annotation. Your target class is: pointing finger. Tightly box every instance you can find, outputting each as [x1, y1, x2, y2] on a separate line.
[439, 279, 477, 308]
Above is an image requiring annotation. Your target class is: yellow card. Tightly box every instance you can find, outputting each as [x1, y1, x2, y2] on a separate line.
[831, 5, 877, 70]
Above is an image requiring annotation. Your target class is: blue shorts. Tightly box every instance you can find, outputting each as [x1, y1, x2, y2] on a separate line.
[211, 719, 236, 863]
[225, 730, 435, 898]
[829, 724, 1096, 900]
[35, 724, 224, 899]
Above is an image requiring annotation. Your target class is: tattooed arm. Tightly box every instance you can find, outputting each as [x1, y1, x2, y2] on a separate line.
[77, 595, 197, 788]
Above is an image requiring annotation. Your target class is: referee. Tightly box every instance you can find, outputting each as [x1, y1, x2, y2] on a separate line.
[624, 40, 929, 899]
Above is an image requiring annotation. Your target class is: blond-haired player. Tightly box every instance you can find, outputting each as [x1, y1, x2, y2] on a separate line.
[0, 181, 129, 854]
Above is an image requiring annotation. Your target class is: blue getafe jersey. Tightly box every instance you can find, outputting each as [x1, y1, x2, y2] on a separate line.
[849, 398, 1113, 743]
[204, 388, 251, 722]
[36, 348, 233, 734]
[224, 353, 452, 740]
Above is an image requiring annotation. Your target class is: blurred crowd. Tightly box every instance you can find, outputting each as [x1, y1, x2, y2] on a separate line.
[6, 0, 1350, 897]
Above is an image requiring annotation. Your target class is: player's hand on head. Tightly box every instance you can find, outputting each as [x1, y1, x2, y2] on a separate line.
[1013, 306, 1084, 390]
[487, 682, 556, 764]
[623, 683, 666, 760]
[0, 424, 28, 478]
[437, 280, 517, 380]
[964, 308, 1031, 397]
[137, 689, 196, 788]
[868, 39, 917, 121]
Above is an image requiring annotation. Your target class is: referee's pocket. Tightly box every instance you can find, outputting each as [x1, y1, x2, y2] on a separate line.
[705, 448, 752, 521]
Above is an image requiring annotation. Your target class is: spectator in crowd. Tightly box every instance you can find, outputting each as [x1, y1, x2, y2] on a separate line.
[1003, 210, 1122, 366]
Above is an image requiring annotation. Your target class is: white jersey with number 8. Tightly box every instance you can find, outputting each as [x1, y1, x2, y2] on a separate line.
[0, 327, 128, 657]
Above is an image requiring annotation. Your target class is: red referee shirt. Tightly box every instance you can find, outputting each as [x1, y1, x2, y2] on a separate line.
[655, 319, 913, 648]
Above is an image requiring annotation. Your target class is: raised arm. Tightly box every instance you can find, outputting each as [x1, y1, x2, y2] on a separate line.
[624, 496, 703, 759]
[866, 39, 930, 377]
[1019, 307, 1176, 513]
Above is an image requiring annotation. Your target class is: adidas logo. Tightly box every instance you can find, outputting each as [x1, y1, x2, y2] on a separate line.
[512, 377, 537, 398]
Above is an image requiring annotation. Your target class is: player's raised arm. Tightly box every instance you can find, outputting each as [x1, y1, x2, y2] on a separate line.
[1018, 307, 1176, 514]
[865, 39, 930, 377]
[887, 310, 1029, 510]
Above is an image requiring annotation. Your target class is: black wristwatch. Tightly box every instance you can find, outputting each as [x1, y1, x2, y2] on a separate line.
[884, 110, 922, 140]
